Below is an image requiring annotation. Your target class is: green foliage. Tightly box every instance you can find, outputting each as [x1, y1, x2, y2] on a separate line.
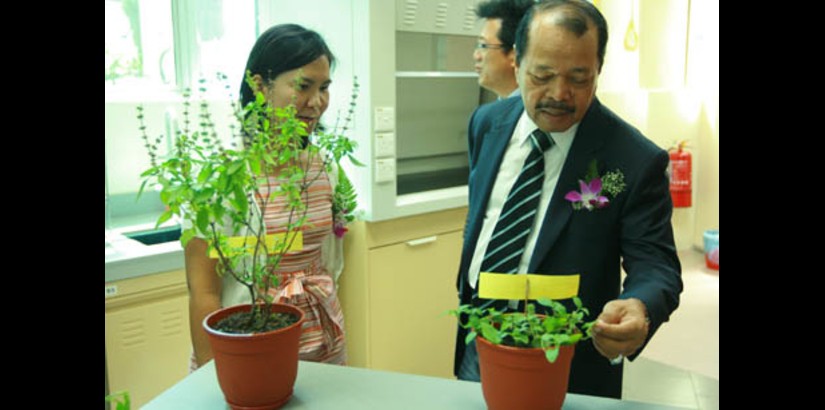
[582, 158, 625, 198]
[584, 159, 600, 182]
[448, 297, 596, 363]
[333, 166, 358, 224]
[600, 169, 626, 198]
[105, 390, 130, 410]
[138, 72, 360, 333]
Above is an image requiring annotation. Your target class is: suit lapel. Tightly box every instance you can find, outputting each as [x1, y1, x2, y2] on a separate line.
[528, 98, 608, 272]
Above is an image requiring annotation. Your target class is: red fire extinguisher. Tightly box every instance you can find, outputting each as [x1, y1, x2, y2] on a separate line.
[668, 140, 691, 208]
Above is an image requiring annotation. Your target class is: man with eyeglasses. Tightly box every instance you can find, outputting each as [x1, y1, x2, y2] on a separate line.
[473, 0, 534, 99]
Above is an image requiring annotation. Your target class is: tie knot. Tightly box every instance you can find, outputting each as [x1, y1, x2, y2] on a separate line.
[529, 129, 555, 153]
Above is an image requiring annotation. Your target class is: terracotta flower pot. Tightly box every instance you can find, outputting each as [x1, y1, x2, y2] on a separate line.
[204, 303, 305, 410]
[476, 335, 576, 410]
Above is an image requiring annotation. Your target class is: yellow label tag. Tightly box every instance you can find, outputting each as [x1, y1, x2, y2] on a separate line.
[209, 231, 303, 258]
[478, 272, 580, 300]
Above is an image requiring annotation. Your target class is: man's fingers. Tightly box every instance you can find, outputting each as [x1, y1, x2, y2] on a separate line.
[594, 315, 649, 339]
[592, 334, 623, 359]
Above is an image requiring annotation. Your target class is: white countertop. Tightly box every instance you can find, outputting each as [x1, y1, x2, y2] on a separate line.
[104, 220, 185, 283]
[144, 360, 695, 410]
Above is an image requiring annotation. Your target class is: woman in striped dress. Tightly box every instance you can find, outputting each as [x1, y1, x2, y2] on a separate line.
[186, 24, 347, 370]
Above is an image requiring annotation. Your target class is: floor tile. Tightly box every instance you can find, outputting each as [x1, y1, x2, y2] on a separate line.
[631, 249, 719, 380]
[621, 248, 719, 409]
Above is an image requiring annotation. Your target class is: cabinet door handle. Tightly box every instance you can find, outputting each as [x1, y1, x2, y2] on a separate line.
[406, 236, 437, 247]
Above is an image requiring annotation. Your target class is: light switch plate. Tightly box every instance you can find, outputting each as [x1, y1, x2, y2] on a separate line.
[375, 158, 396, 183]
[375, 132, 395, 158]
[375, 107, 395, 132]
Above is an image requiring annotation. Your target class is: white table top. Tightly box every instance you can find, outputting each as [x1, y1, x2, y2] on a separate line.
[142, 360, 693, 409]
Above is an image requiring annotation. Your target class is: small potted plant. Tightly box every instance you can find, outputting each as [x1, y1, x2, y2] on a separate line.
[450, 296, 595, 410]
[137, 73, 359, 409]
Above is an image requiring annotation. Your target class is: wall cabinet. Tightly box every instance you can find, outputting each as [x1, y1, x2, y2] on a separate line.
[339, 207, 467, 378]
[104, 269, 191, 408]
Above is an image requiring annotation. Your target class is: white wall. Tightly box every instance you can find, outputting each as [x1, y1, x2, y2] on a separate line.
[596, 0, 719, 251]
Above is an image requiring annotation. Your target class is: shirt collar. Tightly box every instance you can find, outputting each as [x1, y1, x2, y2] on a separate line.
[514, 110, 578, 154]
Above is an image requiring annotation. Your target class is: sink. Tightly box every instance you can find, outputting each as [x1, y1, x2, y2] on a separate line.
[124, 224, 182, 245]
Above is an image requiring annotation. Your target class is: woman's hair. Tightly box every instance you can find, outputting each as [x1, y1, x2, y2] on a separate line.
[239, 24, 336, 108]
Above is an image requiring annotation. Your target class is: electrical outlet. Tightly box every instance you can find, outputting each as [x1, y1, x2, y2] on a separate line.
[375, 158, 396, 183]
[375, 132, 395, 158]
[374, 107, 395, 132]
[105, 284, 118, 298]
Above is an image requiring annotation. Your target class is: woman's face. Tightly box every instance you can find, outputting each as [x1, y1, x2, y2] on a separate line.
[260, 55, 331, 133]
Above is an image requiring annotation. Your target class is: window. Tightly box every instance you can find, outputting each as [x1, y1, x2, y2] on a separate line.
[105, 1, 257, 232]
[104, 0, 256, 96]
[105, 0, 175, 91]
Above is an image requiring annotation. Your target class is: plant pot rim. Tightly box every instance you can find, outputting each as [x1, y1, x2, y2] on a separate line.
[204, 302, 305, 339]
[476, 333, 579, 353]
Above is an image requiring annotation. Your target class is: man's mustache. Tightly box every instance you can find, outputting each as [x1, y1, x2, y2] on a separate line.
[535, 100, 574, 113]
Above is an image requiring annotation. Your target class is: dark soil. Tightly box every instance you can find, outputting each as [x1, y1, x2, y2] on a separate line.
[213, 311, 299, 334]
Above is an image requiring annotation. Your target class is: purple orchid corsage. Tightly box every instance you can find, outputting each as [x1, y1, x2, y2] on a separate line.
[565, 178, 610, 211]
[565, 160, 626, 211]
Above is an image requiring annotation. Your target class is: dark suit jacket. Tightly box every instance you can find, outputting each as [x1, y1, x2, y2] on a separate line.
[454, 96, 683, 399]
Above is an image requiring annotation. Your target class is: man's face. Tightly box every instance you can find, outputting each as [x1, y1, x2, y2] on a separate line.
[473, 18, 516, 97]
[516, 12, 600, 133]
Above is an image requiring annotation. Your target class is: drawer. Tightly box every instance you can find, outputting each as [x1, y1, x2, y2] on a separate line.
[365, 207, 467, 249]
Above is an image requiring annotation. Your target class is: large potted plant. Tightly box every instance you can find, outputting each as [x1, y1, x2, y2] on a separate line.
[137, 73, 359, 409]
[450, 296, 595, 410]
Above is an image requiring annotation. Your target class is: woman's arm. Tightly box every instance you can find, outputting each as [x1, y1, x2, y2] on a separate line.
[184, 237, 222, 367]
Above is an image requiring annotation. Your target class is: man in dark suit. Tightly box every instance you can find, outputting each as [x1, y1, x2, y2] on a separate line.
[454, 0, 683, 399]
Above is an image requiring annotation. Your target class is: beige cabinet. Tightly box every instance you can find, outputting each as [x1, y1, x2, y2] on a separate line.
[105, 269, 191, 408]
[339, 207, 467, 378]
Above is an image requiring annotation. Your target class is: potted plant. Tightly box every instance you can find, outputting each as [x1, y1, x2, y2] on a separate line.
[137, 73, 359, 409]
[450, 296, 596, 410]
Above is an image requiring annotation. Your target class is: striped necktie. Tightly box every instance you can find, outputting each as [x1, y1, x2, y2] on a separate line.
[473, 128, 555, 310]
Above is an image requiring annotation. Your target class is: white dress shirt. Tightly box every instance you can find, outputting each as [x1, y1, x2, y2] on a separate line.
[467, 111, 578, 306]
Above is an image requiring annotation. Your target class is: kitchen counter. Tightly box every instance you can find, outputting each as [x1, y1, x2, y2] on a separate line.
[143, 360, 694, 409]
[105, 221, 184, 283]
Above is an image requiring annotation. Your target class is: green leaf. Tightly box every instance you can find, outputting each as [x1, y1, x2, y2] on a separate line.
[227, 161, 242, 175]
[155, 209, 173, 229]
[347, 154, 365, 167]
[139, 165, 160, 178]
[544, 346, 560, 363]
[479, 323, 501, 344]
[180, 229, 196, 249]
[567, 333, 583, 344]
[232, 184, 248, 216]
[194, 187, 215, 202]
[250, 158, 261, 175]
[197, 164, 213, 183]
[512, 332, 529, 346]
[137, 179, 149, 200]
[196, 208, 209, 234]
[465, 331, 477, 345]
[585, 159, 599, 181]
[104, 390, 131, 410]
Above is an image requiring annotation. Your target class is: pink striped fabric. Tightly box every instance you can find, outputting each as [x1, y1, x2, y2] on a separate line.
[257, 156, 346, 364]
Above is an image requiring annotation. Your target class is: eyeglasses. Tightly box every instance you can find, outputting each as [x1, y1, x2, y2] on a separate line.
[475, 42, 506, 51]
